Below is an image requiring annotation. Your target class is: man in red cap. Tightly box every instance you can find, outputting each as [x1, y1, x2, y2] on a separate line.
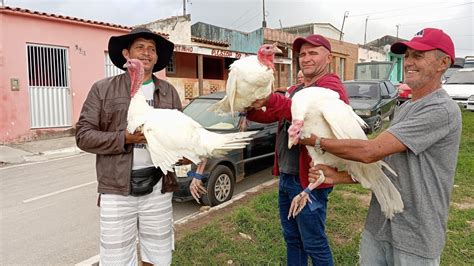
[248, 34, 348, 265]
[303, 28, 461, 265]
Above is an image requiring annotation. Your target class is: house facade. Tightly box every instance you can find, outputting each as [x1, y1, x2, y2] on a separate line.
[365, 35, 408, 84]
[0, 6, 361, 143]
[280, 22, 358, 81]
[0, 6, 168, 143]
[141, 16, 256, 105]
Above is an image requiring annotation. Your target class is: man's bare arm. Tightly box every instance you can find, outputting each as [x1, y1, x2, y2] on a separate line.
[300, 131, 407, 163]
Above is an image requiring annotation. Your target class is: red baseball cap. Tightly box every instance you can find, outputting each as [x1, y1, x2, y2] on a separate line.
[391, 28, 455, 64]
[293, 34, 332, 53]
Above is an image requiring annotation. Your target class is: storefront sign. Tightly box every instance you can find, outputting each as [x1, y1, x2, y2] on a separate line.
[174, 45, 248, 59]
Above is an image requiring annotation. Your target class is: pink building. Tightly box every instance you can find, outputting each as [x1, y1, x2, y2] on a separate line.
[0, 6, 168, 143]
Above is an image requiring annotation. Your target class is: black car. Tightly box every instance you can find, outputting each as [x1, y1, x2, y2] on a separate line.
[344, 80, 398, 134]
[173, 92, 277, 206]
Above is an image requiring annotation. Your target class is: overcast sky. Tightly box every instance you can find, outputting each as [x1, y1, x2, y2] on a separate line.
[4, 0, 473, 57]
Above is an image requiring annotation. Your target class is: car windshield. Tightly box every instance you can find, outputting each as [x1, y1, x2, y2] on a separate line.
[445, 71, 474, 84]
[443, 68, 460, 81]
[354, 62, 393, 80]
[463, 62, 474, 68]
[183, 98, 240, 130]
[344, 83, 380, 99]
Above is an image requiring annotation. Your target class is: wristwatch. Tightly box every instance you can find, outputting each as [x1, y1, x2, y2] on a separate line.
[314, 136, 325, 154]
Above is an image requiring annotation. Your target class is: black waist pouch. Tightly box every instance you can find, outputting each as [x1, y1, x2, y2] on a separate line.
[130, 167, 163, 196]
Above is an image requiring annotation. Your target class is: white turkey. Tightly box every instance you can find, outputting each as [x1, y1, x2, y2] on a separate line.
[287, 87, 403, 219]
[125, 59, 256, 199]
[208, 43, 282, 129]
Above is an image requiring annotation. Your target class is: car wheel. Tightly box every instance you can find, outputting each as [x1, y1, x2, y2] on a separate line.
[201, 165, 235, 206]
[371, 114, 383, 133]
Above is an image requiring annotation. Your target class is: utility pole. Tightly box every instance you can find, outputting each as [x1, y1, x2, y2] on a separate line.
[1, 0, 4, 7]
[262, 0, 267, 28]
[339, 11, 349, 41]
[364, 16, 369, 46]
[396, 24, 400, 40]
[183, 0, 186, 16]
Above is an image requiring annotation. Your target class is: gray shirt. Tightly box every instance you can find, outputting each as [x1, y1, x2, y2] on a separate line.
[365, 88, 462, 258]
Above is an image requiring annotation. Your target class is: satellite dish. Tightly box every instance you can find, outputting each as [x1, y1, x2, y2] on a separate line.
[383, 44, 391, 53]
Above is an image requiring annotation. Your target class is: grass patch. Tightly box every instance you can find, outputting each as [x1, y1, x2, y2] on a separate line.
[172, 109, 473, 265]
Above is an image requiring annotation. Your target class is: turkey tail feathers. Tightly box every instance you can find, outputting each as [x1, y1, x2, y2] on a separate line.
[349, 163, 404, 219]
[380, 160, 397, 176]
[211, 131, 257, 155]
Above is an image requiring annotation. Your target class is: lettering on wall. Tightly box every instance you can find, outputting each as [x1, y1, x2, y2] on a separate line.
[175, 45, 194, 53]
[75, 45, 86, 56]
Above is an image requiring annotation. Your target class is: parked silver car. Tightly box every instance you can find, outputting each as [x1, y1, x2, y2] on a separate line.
[443, 68, 474, 108]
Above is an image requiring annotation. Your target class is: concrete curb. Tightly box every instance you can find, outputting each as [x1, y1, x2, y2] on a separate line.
[76, 178, 279, 265]
[175, 178, 278, 225]
[23, 147, 83, 162]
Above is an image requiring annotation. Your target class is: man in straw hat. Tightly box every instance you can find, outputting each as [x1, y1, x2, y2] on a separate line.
[305, 28, 461, 265]
[76, 27, 182, 265]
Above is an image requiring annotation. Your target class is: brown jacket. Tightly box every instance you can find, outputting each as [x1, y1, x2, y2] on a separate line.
[75, 73, 182, 195]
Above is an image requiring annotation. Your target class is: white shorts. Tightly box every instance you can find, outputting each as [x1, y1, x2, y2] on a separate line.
[99, 180, 174, 266]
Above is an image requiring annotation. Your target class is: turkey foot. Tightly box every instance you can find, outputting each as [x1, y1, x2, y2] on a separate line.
[288, 170, 326, 218]
[190, 158, 208, 203]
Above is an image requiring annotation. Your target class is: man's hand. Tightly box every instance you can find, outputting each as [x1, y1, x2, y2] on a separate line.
[309, 162, 357, 185]
[178, 157, 193, 165]
[299, 134, 317, 146]
[250, 95, 271, 110]
[125, 131, 147, 144]
[273, 87, 288, 94]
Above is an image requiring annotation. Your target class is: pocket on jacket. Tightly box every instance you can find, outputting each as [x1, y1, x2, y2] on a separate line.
[158, 98, 173, 109]
[101, 97, 129, 131]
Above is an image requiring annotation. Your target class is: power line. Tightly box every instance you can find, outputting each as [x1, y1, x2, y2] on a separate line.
[349, 2, 472, 19]
[400, 15, 473, 26]
[229, 6, 256, 28]
[234, 12, 261, 29]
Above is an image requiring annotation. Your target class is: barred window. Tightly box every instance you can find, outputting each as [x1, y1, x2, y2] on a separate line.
[104, 52, 124, 77]
[166, 54, 175, 74]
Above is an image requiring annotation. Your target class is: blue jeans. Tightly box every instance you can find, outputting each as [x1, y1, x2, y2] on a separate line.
[360, 230, 440, 266]
[279, 172, 334, 266]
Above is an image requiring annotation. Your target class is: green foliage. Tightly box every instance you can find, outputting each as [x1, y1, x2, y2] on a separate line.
[172, 110, 473, 265]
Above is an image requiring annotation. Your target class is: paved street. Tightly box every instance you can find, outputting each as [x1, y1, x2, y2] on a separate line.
[0, 153, 274, 265]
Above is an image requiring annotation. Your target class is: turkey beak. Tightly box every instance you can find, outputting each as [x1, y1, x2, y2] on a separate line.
[273, 46, 283, 55]
[288, 138, 295, 149]
[272, 43, 283, 55]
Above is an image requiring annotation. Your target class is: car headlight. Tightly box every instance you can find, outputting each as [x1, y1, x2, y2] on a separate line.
[174, 164, 192, 178]
[468, 95, 474, 101]
[354, 109, 371, 117]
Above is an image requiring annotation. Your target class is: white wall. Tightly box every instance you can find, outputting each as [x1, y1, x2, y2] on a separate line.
[141, 16, 193, 45]
[358, 47, 387, 63]
[313, 25, 341, 40]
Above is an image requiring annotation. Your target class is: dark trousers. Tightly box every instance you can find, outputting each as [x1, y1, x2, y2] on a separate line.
[278, 172, 334, 266]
